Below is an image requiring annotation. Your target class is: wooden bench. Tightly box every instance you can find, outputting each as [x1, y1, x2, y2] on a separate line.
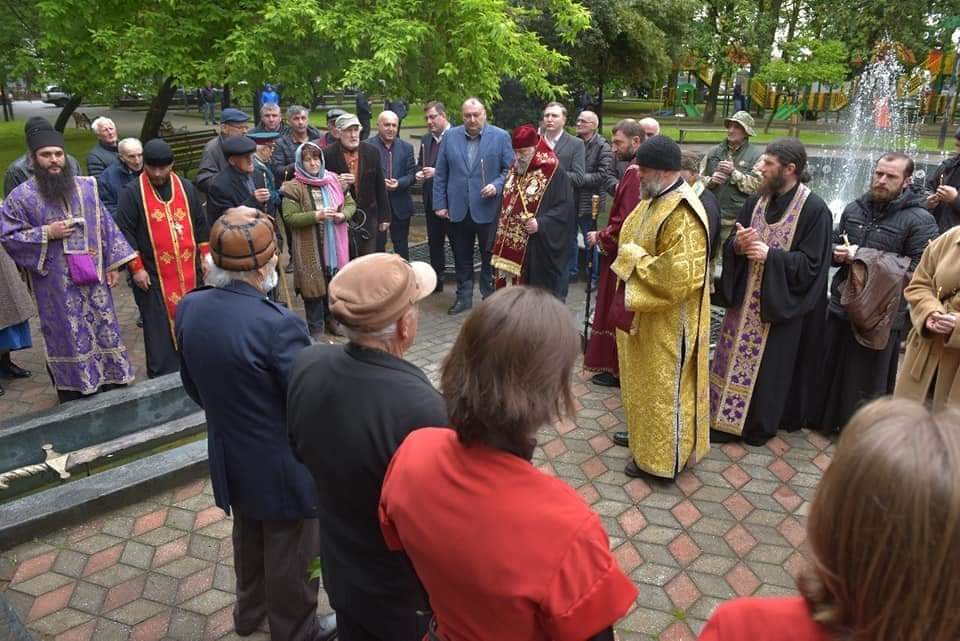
[160, 128, 217, 176]
[72, 112, 92, 129]
[677, 128, 726, 145]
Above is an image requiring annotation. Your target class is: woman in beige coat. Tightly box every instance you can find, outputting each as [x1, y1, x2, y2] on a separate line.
[895, 225, 960, 408]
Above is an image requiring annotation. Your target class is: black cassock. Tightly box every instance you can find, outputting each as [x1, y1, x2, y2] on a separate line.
[713, 183, 833, 441]
[521, 167, 575, 296]
[116, 176, 208, 378]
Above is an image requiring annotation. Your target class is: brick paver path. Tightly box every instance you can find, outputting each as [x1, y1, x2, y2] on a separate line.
[0, 270, 833, 640]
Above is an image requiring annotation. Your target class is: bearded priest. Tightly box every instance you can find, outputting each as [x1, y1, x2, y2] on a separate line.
[491, 124, 574, 296]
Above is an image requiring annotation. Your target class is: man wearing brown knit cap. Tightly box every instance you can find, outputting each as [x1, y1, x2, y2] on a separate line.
[175, 206, 336, 641]
[288, 252, 447, 641]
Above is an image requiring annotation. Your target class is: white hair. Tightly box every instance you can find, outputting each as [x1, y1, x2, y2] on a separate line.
[462, 97, 485, 111]
[341, 322, 399, 343]
[639, 117, 660, 135]
[117, 137, 142, 154]
[378, 110, 399, 125]
[91, 117, 115, 134]
[260, 102, 280, 114]
[203, 253, 264, 288]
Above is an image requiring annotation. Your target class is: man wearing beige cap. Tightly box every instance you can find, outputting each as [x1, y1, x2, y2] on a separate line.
[288, 252, 448, 641]
[176, 207, 335, 641]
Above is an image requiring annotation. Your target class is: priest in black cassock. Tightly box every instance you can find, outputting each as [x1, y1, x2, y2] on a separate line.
[491, 124, 574, 297]
[709, 138, 832, 446]
[116, 139, 208, 378]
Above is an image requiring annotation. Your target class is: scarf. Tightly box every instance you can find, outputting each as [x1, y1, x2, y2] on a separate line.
[293, 142, 348, 271]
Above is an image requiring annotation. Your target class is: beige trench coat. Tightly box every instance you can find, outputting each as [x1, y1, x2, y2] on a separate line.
[895, 226, 960, 409]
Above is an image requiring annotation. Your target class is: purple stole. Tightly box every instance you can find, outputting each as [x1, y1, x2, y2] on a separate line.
[709, 183, 811, 435]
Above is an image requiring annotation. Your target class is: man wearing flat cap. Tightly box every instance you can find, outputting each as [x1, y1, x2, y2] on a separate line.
[206, 135, 272, 227]
[610, 135, 711, 480]
[288, 253, 446, 641]
[491, 124, 575, 297]
[176, 207, 336, 641]
[249, 130, 283, 216]
[195, 108, 251, 193]
[319, 108, 345, 149]
[116, 138, 208, 377]
[1, 122, 137, 402]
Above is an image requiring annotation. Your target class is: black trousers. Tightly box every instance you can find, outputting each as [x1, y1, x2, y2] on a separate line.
[450, 215, 494, 302]
[336, 607, 431, 641]
[132, 282, 180, 378]
[424, 209, 449, 281]
[375, 216, 411, 259]
[232, 516, 321, 641]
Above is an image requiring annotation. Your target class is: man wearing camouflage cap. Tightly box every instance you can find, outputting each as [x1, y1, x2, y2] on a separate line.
[704, 110, 763, 244]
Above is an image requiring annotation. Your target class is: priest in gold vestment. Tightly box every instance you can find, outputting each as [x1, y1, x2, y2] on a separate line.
[611, 136, 711, 478]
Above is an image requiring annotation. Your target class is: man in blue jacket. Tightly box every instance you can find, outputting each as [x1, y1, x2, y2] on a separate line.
[432, 97, 514, 314]
[176, 207, 335, 641]
[97, 138, 143, 218]
[368, 110, 417, 259]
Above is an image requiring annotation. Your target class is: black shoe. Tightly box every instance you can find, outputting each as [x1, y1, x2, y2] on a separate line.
[234, 613, 265, 637]
[612, 431, 629, 447]
[743, 433, 772, 447]
[433, 281, 444, 294]
[136, 315, 144, 328]
[315, 613, 337, 641]
[0, 362, 31, 379]
[591, 372, 620, 388]
[710, 429, 739, 444]
[624, 460, 643, 478]
[285, 262, 295, 273]
[448, 299, 472, 315]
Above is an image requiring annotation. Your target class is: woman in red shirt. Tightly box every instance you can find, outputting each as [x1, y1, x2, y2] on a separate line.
[379, 286, 638, 641]
[700, 398, 960, 641]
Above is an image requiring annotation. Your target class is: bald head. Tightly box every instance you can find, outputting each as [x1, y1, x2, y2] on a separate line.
[576, 110, 599, 140]
[639, 117, 660, 138]
[462, 97, 487, 136]
[377, 110, 399, 143]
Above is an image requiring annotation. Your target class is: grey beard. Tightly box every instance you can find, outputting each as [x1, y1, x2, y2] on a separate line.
[34, 162, 76, 202]
[515, 159, 531, 175]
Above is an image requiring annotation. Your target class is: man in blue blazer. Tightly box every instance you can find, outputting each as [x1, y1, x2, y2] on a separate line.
[432, 97, 514, 314]
[368, 110, 417, 259]
[176, 208, 335, 641]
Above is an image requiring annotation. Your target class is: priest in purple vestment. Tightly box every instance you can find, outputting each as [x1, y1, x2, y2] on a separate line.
[0, 126, 137, 402]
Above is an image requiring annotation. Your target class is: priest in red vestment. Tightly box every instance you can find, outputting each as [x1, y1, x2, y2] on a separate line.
[116, 139, 209, 377]
[491, 124, 574, 296]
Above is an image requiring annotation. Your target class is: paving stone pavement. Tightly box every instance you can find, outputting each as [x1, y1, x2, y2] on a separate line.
[0, 266, 835, 640]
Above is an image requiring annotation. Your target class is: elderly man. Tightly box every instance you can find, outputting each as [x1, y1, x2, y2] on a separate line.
[368, 110, 416, 258]
[195, 108, 250, 193]
[417, 100, 452, 289]
[176, 208, 335, 641]
[925, 126, 960, 233]
[249, 130, 283, 216]
[207, 136, 272, 226]
[584, 118, 647, 389]
[116, 139, 208, 378]
[288, 252, 444, 641]
[610, 135, 711, 478]
[568, 109, 612, 286]
[639, 116, 661, 139]
[323, 112, 391, 256]
[86, 117, 119, 177]
[491, 124, 574, 296]
[98, 138, 143, 217]
[704, 110, 763, 244]
[4, 118, 82, 197]
[319, 108, 345, 149]
[272, 105, 324, 182]
[0, 125, 136, 402]
[433, 97, 514, 314]
[250, 102, 287, 136]
[679, 150, 722, 261]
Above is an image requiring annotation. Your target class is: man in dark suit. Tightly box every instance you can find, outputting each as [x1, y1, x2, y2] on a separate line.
[367, 110, 417, 259]
[417, 100, 451, 291]
[195, 108, 250, 193]
[541, 101, 585, 300]
[288, 253, 446, 641]
[322, 113, 391, 256]
[432, 97, 514, 314]
[206, 136, 272, 227]
[176, 208, 335, 641]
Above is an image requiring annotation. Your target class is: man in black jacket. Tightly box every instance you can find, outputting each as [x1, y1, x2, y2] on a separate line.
[206, 135, 271, 227]
[925, 126, 960, 233]
[322, 113, 391, 256]
[288, 253, 445, 641]
[86, 117, 119, 177]
[568, 109, 612, 286]
[815, 152, 938, 432]
[417, 100, 451, 290]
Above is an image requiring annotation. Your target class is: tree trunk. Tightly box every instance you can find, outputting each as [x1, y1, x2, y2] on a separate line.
[140, 76, 178, 142]
[54, 94, 82, 132]
[785, 0, 802, 41]
[703, 72, 723, 123]
[764, 92, 782, 133]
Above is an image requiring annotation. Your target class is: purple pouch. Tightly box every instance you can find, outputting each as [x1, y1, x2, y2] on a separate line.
[66, 253, 100, 285]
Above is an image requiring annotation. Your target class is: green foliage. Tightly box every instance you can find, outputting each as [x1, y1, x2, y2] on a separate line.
[307, 556, 323, 581]
[756, 38, 849, 89]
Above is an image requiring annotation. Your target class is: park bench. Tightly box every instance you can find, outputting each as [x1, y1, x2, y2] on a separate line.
[160, 127, 216, 177]
[71, 112, 92, 129]
[677, 128, 727, 145]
